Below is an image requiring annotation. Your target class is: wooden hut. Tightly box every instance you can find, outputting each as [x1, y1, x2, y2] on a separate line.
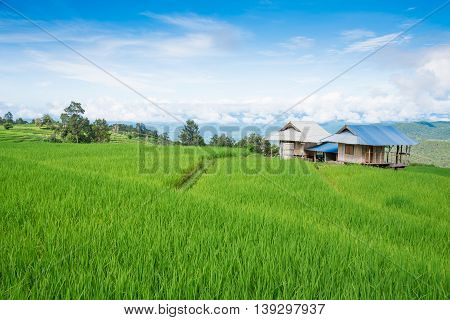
[322, 124, 418, 167]
[267, 121, 331, 159]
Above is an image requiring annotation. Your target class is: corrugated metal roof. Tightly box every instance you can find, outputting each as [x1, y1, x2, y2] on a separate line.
[306, 142, 338, 153]
[323, 131, 361, 144]
[323, 125, 418, 146]
[267, 121, 330, 143]
[267, 128, 304, 141]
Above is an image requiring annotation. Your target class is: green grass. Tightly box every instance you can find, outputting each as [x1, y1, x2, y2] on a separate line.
[0, 124, 136, 144]
[0, 124, 51, 142]
[0, 135, 449, 299]
[110, 132, 139, 143]
[410, 140, 450, 168]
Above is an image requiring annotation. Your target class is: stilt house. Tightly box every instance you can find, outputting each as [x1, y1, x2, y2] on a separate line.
[322, 124, 418, 167]
[267, 121, 331, 159]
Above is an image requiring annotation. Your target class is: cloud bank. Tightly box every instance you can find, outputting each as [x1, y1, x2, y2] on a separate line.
[0, 12, 448, 125]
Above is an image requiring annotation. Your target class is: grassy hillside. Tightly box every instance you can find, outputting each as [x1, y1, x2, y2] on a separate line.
[394, 121, 450, 141]
[410, 140, 450, 168]
[391, 122, 450, 168]
[0, 138, 448, 299]
[0, 124, 136, 144]
[0, 124, 52, 142]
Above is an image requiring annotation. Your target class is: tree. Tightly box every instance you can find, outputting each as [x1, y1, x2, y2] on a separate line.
[91, 119, 111, 142]
[210, 134, 219, 146]
[4, 111, 13, 123]
[34, 117, 42, 127]
[158, 132, 171, 145]
[236, 133, 277, 156]
[59, 101, 91, 143]
[136, 123, 158, 141]
[136, 123, 147, 136]
[179, 120, 205, 146]
[15, 117, 27, 124]
[149, 130, 158, 143]
[236, 137, 248, 148]
[0, 116, 3, 124]
[262, 139, 278, 157]
[246, 133, 264, 153]
[3, 112, 13, 130]
[41, 114, 54, 127]
[210, 134, 234, 147]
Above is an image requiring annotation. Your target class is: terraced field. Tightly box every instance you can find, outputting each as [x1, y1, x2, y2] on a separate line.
[0, 125, 51, 142]
[0, 124, 139, 144]
[0, 130, 448, 299]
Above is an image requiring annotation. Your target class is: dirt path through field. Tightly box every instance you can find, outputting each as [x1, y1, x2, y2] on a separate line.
[175, 158, 215, 190]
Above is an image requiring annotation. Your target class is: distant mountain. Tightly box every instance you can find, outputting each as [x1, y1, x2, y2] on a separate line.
[393, 121, 450, 141]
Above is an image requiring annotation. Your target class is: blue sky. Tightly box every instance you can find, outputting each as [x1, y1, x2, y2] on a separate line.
[0, 0, 449, 124]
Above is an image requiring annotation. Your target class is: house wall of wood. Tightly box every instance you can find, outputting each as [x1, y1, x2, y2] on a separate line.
[338, 143, 363, 163]
[280, 141, 294, 159]
[337, 144, 385, 164]
[293, 142, 316, 157]
[363, 145, 385, 163]
[280, 141, 318, 158]
[293, 142, 303, 156]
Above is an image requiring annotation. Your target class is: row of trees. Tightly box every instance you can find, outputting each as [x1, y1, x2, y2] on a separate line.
[236, 133, 278, 157]
[26, 102, 171, 144]
[34, 102, 111, 143]
[136, 123, 171, 145]
[5, 102, 110, 142]
[2, 103, 278, 156]
[34, 114, 55, 128]
[178, 120, 278, 156]
[0, 112, 29, 129]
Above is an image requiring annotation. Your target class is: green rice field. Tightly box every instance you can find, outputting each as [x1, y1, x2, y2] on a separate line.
[0, 125, 449, 299]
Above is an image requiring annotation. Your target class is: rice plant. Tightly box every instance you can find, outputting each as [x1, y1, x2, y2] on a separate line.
[0, 137, 448, 299]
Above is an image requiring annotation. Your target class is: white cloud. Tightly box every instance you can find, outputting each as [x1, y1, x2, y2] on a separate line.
[142, 12, 233, 32]
[30, 56, 159, 92]
[3, 45, 449, 125]
[0, 101, 47, 120]
[0, 15, 448, 126]
[0, 19, 108, 44]
[258, 36, 314, 57]
[392, 45, 450, 105]
[0, 15, 244, 60]
[141, 12, 246, 55]
[280, 36, 314, 49]
[257, 50, 290, 57]
[295, 54, 316, 64]
[400, 19, 421, 29]
[151, 33, 218, 58]
[340, 29, 375, 41]
[297, 46, 450, 123]
[345, 33, 411, 52]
